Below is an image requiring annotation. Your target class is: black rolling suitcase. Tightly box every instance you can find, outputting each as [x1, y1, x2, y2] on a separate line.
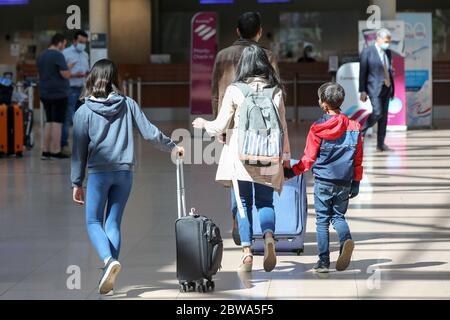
[175, 158, 223, 293]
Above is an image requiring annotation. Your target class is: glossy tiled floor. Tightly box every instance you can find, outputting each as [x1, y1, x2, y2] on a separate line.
[1, 120, 450, 300]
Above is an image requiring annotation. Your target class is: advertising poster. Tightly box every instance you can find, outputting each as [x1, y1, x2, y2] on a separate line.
[190, 12, 217, 116]
[397, 13, 433, 128]
[337, 62, 373, 126]
[358, 20, 406, 131]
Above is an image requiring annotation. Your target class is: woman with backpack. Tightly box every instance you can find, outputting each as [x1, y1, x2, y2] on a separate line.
[192, 44, 291, 273]
[71, 59, 184, 294]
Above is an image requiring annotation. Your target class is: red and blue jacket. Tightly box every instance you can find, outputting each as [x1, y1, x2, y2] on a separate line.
[292, 113, 363, 186]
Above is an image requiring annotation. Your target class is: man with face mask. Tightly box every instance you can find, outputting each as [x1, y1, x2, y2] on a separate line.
[359, 28, 395, 152]
[61, 30, 90, 156]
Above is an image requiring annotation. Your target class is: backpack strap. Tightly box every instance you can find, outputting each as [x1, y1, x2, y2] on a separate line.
[262, 85, 278, 100]
[263, 85, 283, 129]
[233, 82, 253, 97]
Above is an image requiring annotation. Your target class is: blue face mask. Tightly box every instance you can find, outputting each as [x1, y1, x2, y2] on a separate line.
[379, 42, 390, 51]
[75, 43, 86, 52]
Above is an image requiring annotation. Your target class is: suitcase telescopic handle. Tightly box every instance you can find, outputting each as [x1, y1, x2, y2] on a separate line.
[176, 157, 187, 218]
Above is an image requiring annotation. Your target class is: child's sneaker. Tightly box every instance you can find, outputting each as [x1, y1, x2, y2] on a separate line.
[313, 260, 330, 273]
[336, 239, 354, 271]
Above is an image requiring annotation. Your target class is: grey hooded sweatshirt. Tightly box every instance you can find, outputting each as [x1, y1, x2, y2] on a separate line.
[71, 93, 176, 187]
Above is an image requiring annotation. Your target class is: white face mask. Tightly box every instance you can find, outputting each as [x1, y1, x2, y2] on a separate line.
[75, 43, 86, 52]
[379, 42, 390, 51]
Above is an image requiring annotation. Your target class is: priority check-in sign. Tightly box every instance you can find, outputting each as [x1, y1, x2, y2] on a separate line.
[190, 12, 217, 117]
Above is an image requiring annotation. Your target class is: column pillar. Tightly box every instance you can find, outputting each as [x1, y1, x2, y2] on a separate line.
[89, 0, 110, 35]
[110, 0, 151, 64]
[369, 0, 396, 20]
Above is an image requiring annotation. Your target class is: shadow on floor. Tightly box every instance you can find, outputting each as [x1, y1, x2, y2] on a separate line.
[101, 258, 448, 299]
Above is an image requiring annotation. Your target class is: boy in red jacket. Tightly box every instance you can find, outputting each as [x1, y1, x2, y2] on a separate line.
[284, 82, 363, 273]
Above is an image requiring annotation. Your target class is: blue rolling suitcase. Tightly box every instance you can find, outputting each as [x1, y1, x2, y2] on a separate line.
[251, 160, 308, 255]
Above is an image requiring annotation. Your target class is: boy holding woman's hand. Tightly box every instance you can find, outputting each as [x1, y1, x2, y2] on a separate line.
[285, 82, 363, 273]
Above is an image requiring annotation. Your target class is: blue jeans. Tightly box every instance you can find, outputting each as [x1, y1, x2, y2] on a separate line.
[314, 181, 352, 264]
[86, 170, 133, 261]
[235, 181, 275, 247]
[61, 86, 82, 147]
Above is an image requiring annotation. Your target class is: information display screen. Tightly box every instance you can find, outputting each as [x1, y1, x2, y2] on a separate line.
[258, 0, 291, 3]
[200, 0, 234, 4]
[0, 0, 29, 5]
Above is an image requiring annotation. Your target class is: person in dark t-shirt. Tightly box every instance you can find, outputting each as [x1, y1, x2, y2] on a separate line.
[37, 33, 73, 160]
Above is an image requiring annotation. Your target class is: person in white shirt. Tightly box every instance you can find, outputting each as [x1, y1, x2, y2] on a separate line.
[61, 30, 90, 155]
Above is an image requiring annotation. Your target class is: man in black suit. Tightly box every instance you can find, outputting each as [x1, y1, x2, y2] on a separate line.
[359, 28, 395, 152]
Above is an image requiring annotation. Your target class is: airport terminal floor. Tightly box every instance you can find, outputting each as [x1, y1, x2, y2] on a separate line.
[1, 120, 450, 300]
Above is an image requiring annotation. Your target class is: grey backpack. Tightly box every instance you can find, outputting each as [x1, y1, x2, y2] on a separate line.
[234, 82, 284, 167]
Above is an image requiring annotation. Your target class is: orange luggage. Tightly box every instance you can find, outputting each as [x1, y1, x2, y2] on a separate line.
[0, 103, 23, 156]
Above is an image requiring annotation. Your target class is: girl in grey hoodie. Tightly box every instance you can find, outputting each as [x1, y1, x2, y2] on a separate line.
[71, 59, 184, 294]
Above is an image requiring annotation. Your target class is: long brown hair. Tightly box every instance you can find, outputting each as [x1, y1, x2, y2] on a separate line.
[81, 59, 122, 99]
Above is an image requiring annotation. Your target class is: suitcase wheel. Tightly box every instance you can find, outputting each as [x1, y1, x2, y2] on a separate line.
[198, 280, 215, 293]
[187, 282, 196, 292]
[16, 152, 23, 158]
[197, 282, 206, 293]
[179, 280, 214, 293]
[206, 280, 215, 291]
[179, 281, 196, 293]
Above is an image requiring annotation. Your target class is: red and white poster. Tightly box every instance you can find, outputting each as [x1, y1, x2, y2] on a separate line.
[190, 12, 217, 117]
